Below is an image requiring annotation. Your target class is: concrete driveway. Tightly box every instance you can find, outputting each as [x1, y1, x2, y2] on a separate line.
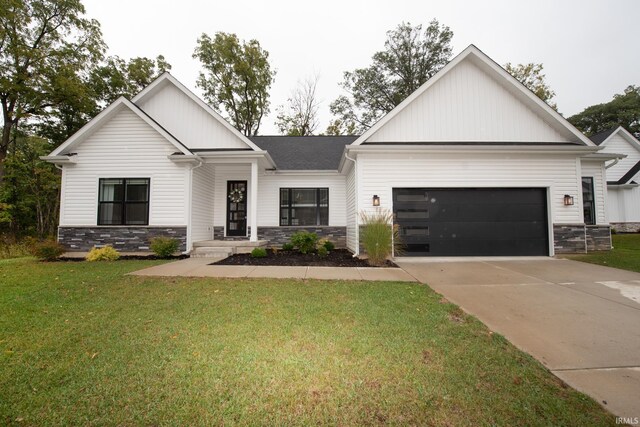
[396, 257, 640, 419]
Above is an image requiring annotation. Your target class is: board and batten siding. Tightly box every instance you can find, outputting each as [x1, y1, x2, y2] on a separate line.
[191, 164, 215, 242]
[600, 133, 640, 181]
[367, 58, 572, 143]
[581, 160, 607, 224]
[608, 185, 640, 223]
[345, 164, 357, 252]
[356, 152, 583, 224]
[135, 82, 248, 150]
[60, 108, 188, 226]
[212, 166, 347, 231]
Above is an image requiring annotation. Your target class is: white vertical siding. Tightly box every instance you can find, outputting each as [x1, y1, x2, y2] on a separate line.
[136, 82, 249, 150]
[212, 166, 347, 232]
[356, 152, 583, 224]
[191, 164, 215, 242]
[60, 108, 188, 226]
[367, 59, 572, 143]
[581, 160, 607, 224]
[345, 164, 357, 251]
[608, 184, 640, 223]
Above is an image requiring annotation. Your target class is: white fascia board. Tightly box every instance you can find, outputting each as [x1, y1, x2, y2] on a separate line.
[167, 154, 203, 164]
[582, 152, 627, 161]
[608, 183, 639, 189]
[265, 170, 342, 176]
[195, 150, 276, 168]
[345, 144, 600, 155]
[48, 97, 192, 156]
[350, 45, 595, 147]
[132, 72, 263, 152]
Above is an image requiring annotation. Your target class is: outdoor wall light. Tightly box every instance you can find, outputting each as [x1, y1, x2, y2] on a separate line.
[372, 195, 380, 206]
[564, 194, 574, 206]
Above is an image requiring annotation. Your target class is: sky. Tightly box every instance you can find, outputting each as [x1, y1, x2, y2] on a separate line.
[82, 0, 640, 135]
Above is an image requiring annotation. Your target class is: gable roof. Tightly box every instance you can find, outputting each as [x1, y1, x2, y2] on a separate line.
[591, 126, 640, 151]
[350, 44, 595, 147]
[250, 136, 358, 170]
[48, 97, 192, 157]
[132, 72, 262, 152]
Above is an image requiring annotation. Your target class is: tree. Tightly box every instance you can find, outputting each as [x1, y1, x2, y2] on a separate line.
[327, 20, 453, 134]
[90, 55, 171, 106]
[0, 135, 60, 237]
[0, 0, 104, 180]
[275, 75, 320, 136]
[193, 32, 275, 136]
[505, 63, 557, 110]
[568, 86, 640, 136]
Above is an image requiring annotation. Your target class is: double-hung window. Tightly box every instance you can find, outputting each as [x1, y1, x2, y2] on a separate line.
[98, 178, 150, 225]
[280, 188, 328, 226]
[582, 177, 596, 225]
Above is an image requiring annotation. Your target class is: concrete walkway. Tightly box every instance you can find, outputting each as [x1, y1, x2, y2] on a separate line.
[396, 257, 640, 419]
[130, 257, 416, 282]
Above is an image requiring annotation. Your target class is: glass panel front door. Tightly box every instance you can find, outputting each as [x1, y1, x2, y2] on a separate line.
[227, 181, 247, 236]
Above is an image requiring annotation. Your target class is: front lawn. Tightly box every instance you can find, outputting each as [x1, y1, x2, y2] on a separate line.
[0, 259, 613, 425]
[567, 233, 640, 273]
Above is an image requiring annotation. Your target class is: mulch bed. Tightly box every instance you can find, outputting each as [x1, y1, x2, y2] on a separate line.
[212, 249, 396, 268]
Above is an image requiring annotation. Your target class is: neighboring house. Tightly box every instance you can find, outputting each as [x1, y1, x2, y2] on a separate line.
[590, 126, 640, 232]
[43, 45, 620, 257]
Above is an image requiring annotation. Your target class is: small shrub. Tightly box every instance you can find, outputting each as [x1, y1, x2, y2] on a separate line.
[282, 242, 294, 251]
[150, 237, 179, 258]
[611, 228, 617, 235]
[86, 245, 120, 262]
[359, 209, 402, 266]
[291, 231, 318, 254]
[251, 247, 268, 258]
[33, 240, 65, 261]
[317, 245, 328, 258]
[323, 240, 335, 252]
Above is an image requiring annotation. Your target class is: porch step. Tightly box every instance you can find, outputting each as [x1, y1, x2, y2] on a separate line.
[190, 240, 269, 258]
[190, 247, 234, 258]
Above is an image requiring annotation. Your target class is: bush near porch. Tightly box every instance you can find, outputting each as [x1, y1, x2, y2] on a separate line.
[0, 259, 614, 425]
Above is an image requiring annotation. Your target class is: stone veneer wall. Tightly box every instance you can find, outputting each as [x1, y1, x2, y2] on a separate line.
[586, 225, 612, 252]
[553, 224, 587, 254]
[211, 226, 347, 248]
[58, 227, 187, 252]
[610, 222, 640, 233]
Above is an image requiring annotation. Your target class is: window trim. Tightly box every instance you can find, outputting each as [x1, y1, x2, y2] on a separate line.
[97, 178, 150, 226]
[279, 187, 329, 226]
[582, 176, 596, 225]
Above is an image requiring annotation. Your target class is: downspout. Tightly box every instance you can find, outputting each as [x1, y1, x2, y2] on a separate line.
[344, 150, 359, 257]
[185, 159, 204, 254]
[605, 158, 619, 169]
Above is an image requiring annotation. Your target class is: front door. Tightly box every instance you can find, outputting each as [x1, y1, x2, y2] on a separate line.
[226, 180, 247, 236]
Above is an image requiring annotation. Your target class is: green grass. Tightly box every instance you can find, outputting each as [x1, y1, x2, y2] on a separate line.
[567, 233, 640, 273]
[0, 259, 614, 425]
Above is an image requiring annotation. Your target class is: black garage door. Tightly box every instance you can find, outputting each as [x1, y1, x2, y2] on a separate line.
[393, 188, 548, 256]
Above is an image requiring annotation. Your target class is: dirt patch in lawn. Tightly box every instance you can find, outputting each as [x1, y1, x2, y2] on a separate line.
[212, 249, 396, 267]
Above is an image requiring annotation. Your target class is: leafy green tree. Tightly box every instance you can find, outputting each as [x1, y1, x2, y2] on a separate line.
[505, 63, 557, 110]
[568, 86, 640, 136]
[0, 135, 60, 237]
[327, 20, 453, 134]
[193, 32, 275, 136]
[275, 75, 320, 136]
[0, 0, 105, 180]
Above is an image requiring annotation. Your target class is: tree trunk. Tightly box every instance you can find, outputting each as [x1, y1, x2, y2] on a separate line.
[0, 124, 11, 182]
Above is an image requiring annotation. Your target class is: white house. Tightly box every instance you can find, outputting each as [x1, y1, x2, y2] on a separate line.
[43, 45, 620, 256]
[590, 126, 640, 232]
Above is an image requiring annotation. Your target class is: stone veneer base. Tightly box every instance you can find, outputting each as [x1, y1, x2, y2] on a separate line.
[211, 226, 347, 248]
[58, 226, 187, 252]
[610, 222, 640, 233]
[553, 224, 612, 254]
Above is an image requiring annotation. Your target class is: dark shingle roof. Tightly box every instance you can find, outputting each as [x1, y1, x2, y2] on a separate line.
[609, 160, 640, 185]
[249, 135, 358, 170]
[589, 128, 617, 145]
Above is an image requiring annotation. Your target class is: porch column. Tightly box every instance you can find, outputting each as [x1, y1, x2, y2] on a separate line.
[250, 159, 258, 242]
